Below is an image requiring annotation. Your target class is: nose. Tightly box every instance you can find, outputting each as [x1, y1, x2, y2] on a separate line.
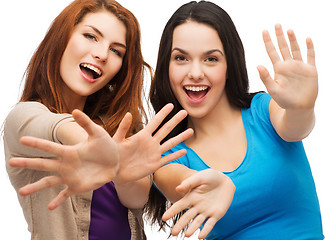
[188, 61, 204, 80]
[92, 44, 108, 63]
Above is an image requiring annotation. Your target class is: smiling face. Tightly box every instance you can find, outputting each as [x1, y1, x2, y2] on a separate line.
[60, 10, 126, 110]
[169, 21, 228, 120]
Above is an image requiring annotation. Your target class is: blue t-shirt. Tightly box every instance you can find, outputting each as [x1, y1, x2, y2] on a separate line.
[165, 93, 324, 239]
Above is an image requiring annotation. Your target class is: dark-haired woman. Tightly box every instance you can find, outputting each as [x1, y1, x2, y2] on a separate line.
[146, 1, 323, 239]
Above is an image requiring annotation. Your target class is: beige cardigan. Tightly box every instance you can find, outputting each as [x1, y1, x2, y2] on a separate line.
[3, 102, 146, 240]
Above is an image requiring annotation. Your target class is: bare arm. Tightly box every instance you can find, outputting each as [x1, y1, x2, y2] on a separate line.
[114, 177, 151, 209]
[154, 163, 196, 203]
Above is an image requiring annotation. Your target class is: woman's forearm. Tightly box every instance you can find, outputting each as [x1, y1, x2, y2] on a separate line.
[114, 176, 152, 209]
[269, 100, 316, 142]
[154, 163, 197, 203]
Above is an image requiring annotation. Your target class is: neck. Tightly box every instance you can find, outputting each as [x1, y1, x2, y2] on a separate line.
[186, 99, 241, 143]
[62, 95, 87, 113]
[61, 85, 87, 113]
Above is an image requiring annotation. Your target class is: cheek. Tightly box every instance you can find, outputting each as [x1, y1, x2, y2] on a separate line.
[169, 67, 185, 105]
[168, 65, 179, 94]
[60, 37, 83, 78]
[169, 63, 185, 87]
[100, 58, 123, 88]
[108, 57, 123, 78]
[208, 66, 227, 84]
[65, 35, 86, 57]
[59, 54, 71, 85]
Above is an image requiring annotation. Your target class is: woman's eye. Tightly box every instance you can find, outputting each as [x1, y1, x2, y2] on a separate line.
[83, 33, 97, 41]
[110, 48, 122, 57]
[206, 56, 218, 62]
[175, 55, 187, 61]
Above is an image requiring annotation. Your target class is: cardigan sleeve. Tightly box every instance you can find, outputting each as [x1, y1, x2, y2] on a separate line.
[3, 101, 74, 158]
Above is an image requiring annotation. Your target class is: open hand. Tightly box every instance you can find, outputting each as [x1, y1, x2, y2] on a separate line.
[162, 169, 235, 239]
[257, 24, 318, 110]
[113, 103, 193, 184]
[9, 104, 193, 210]
[9, 109, 119, 210]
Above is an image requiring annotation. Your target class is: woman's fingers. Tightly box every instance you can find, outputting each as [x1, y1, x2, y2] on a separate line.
[159, 149, 187, 166]
[154, 109, 188, 142]
[160, 128, 193, 154]
[275, 24, 292, 60]
[198, 217, 218, 239]
[113, 112, 132, 142]
[145, 103, 174, 133]
[10, 157, 60, 172]
[48, 188, 71, 210]
[185, 214, 206, 237]
[263, 24, 299, 65]
[257, 65, 275, 90]
[306, 37, 315, 66]
[287, 29, 302, 61]
[18, 176, 62, 196]
[262, 29, 280, 65]
[175, 172, 204, 195]
[264, 24, 313, 65]
[19, 136, 64, 157]
[171, 207, 198, 236]
[162, 197, 190, 222]
[71, 109, 104, 138]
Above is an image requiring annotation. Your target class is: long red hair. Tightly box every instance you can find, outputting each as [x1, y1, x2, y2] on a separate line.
[20, 0, 150, 135]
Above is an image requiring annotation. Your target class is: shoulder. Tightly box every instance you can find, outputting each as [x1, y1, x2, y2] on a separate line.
[7, 101, 48, 117]
[244, 92, 272, 124]
[5, 101, 73, 132]
[4, 101, 74, 149]
[250, 92, 271, 110]
[5, 101, 56, 124]
[4, 102, 49, 134]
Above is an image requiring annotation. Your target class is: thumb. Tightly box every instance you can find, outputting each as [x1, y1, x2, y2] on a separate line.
[72, 109, 101, 137]
[113, 112, 132, 142]
[257, 65, 275, 90]
[176, 171, 201, 194]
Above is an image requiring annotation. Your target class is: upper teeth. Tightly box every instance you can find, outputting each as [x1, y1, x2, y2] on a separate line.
[184, 86, 208, 92]
[81, 63, 102, 76]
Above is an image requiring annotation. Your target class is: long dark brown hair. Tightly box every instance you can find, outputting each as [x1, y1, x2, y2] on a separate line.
[20, 0, 150, 135]
[146, 0, 258, 230]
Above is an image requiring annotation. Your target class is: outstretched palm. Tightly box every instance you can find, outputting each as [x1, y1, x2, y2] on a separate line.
[9, 104, 193, 210]
[11, 110, 119, 210]
[162, 169, 235, 239]
[113, 104, 193, 184]
[257, 24, 318, 110]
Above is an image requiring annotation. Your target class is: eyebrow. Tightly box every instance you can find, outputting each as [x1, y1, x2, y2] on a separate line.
[85, 25, 127, 49]
[171, 47, 224, 56]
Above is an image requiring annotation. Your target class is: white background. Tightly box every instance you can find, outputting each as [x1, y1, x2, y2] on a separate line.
[0, 0, 324, 239]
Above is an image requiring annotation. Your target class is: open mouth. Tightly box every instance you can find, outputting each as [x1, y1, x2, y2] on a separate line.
[80, 63, 103, 80]
[184, 85, 209, 100]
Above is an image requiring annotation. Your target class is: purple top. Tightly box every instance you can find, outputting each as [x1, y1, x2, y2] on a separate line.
[89, 182, 131, 240]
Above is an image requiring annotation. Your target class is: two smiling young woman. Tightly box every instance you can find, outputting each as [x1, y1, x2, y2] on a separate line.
[4, 0, 323, 240]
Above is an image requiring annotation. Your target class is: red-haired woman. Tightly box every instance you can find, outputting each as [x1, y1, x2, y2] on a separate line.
[3, 0, 192, 239]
